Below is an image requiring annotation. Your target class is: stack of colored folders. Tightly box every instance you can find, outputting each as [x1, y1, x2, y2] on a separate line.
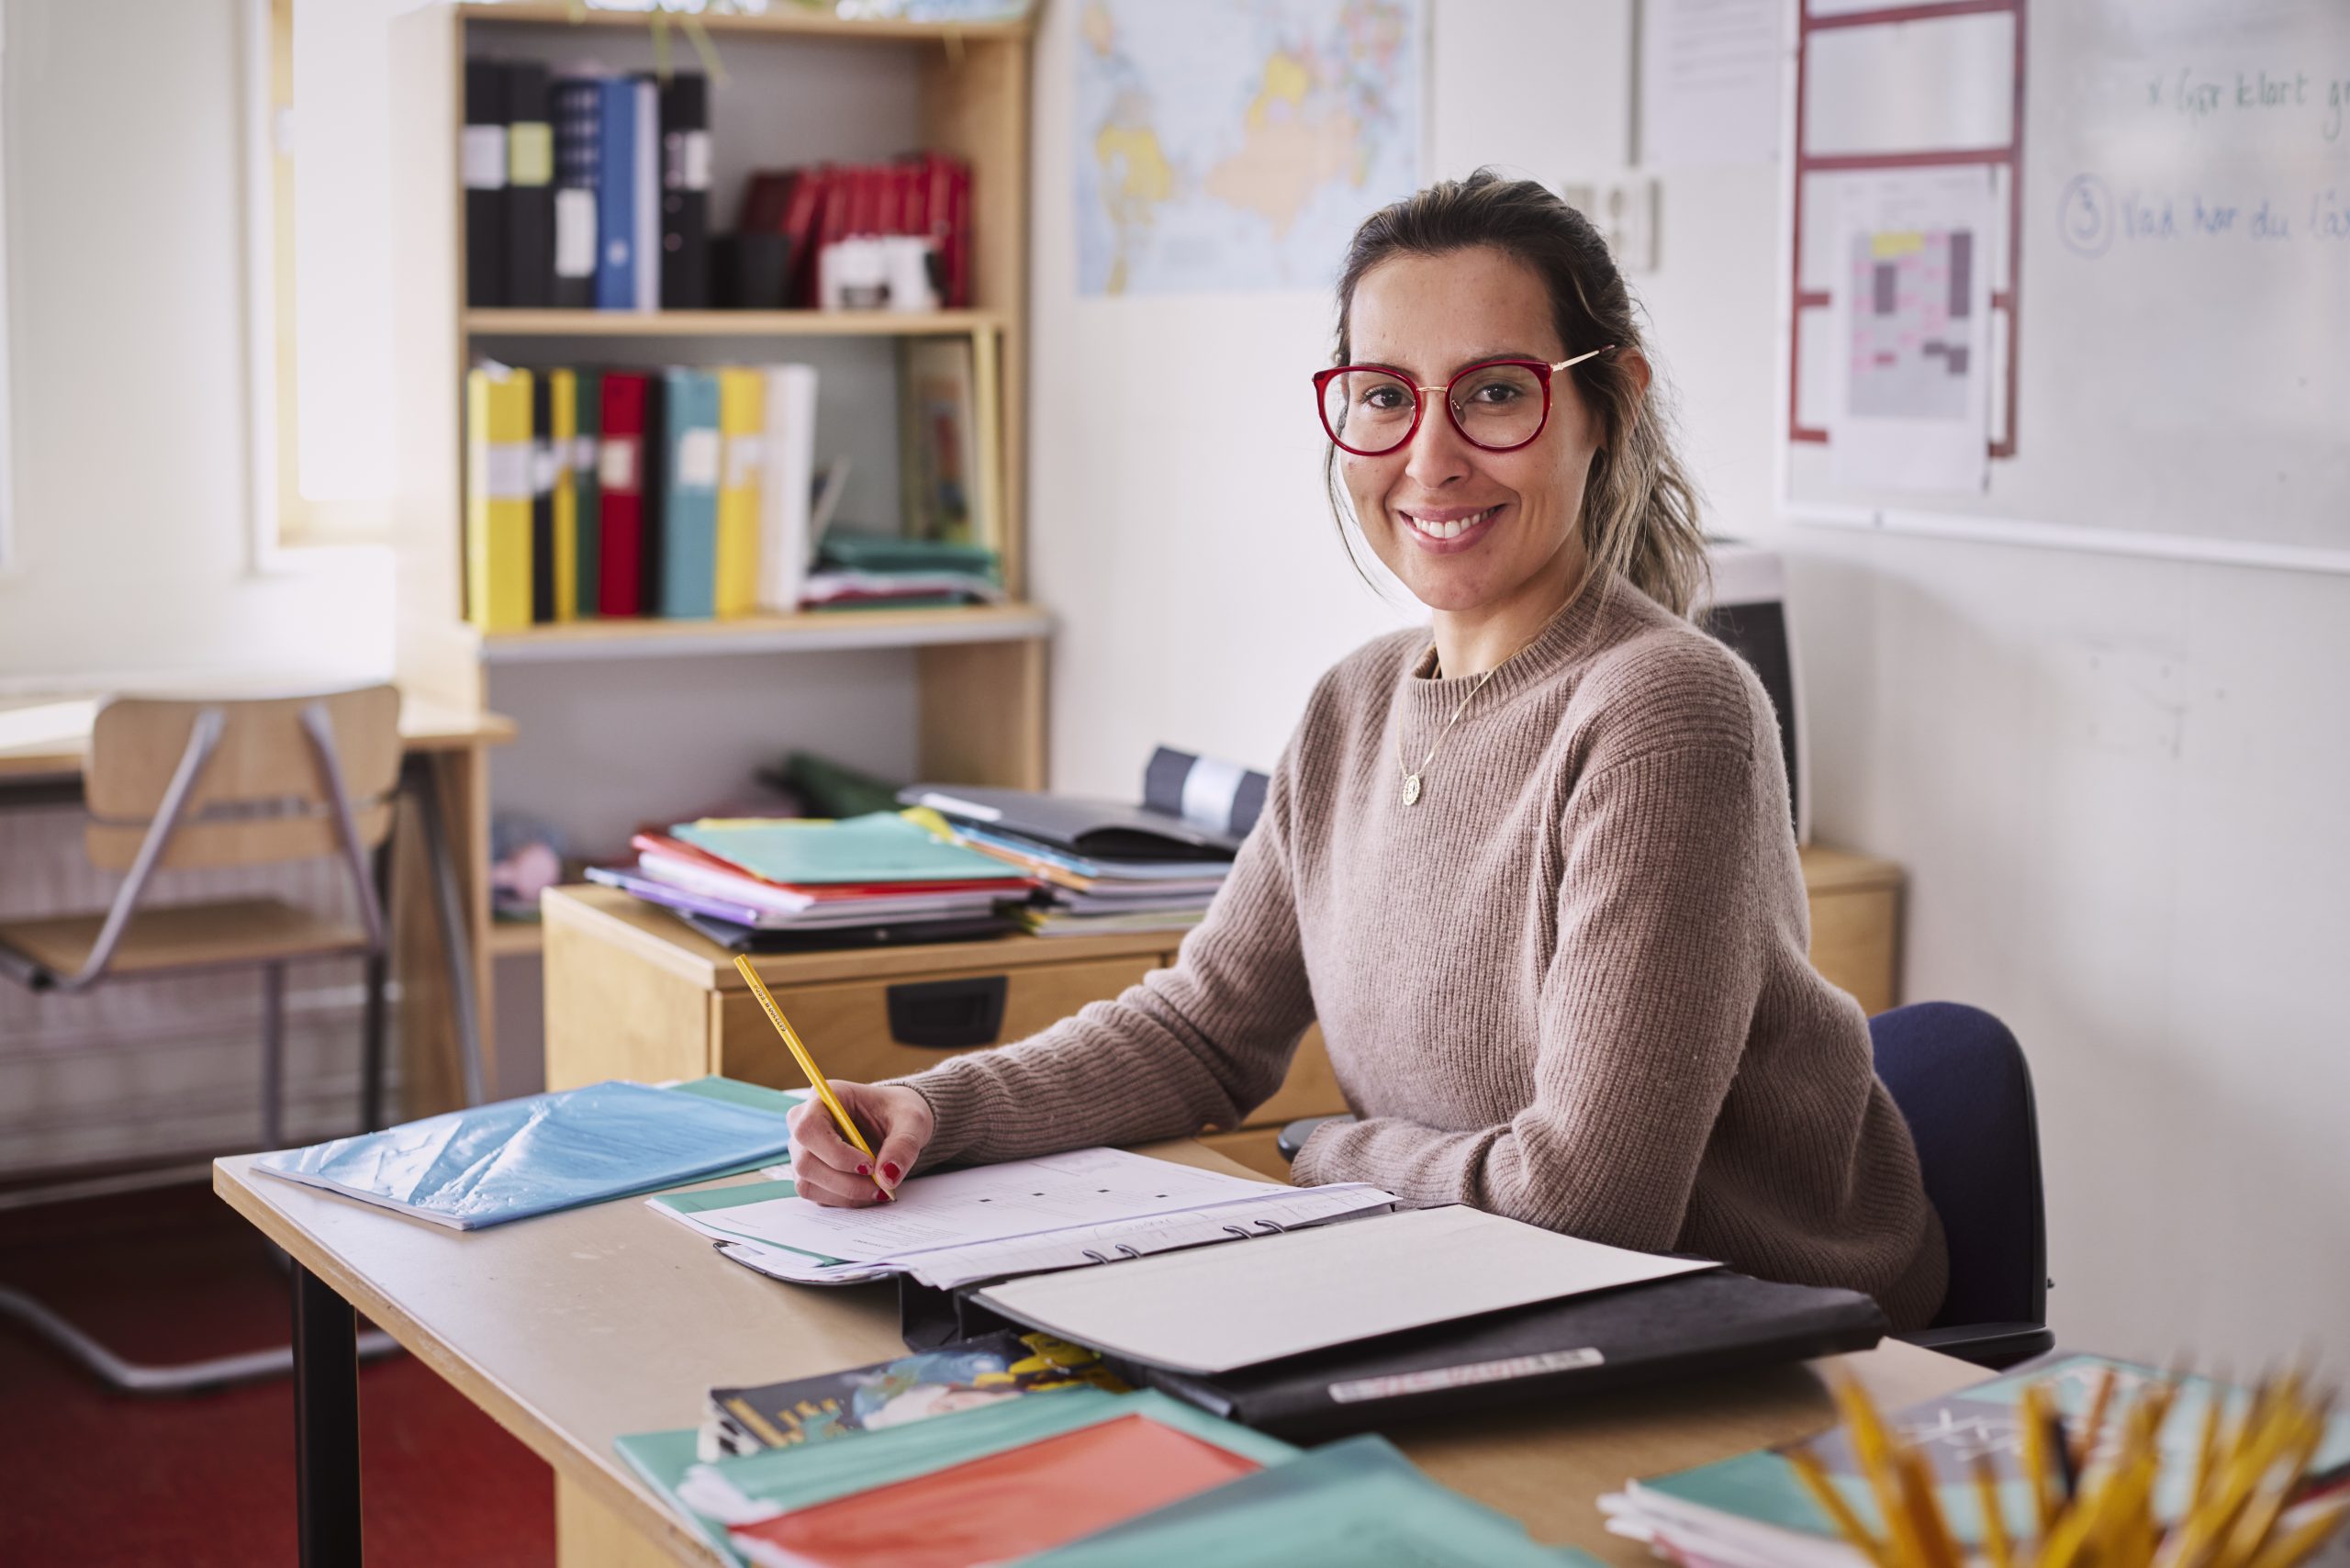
[619, 1379, 1598, 1568]
[1601, 1353, 2350, 1568]
[585, 811, 1034, 951]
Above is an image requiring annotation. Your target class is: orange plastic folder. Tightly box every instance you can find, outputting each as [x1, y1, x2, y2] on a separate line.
[725, 1414, 1261, 1568]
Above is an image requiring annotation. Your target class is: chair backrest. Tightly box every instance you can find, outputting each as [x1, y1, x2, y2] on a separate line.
[1868, 1002, 2047, 1330]
[83, 686, 402, 871]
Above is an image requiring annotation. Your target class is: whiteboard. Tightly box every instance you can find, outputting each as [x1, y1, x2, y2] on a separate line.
[1780, 0, 2350, 572]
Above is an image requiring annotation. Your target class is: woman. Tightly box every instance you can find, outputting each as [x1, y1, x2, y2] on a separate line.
[788, 171, 1947, 1328]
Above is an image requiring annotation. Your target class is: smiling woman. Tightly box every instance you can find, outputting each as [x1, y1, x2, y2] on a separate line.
[783, 170, 1950, 1331]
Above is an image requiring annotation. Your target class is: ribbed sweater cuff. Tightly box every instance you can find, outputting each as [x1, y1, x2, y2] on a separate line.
[891, 1067, 987, 1170]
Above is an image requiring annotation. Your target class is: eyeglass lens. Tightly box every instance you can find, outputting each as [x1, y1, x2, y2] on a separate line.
[1320, 362, 1549, 454]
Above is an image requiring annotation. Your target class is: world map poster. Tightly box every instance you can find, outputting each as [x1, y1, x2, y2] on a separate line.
[1075, 0, 1424, 296]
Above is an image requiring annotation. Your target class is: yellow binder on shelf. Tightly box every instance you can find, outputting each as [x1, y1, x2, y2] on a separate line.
[550, 368, 580, 622]
[465, 365, 535, 633]
[714, 367, 767, 620]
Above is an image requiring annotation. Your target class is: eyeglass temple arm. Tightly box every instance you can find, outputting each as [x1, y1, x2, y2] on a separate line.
[1383, 346, 1613, 395]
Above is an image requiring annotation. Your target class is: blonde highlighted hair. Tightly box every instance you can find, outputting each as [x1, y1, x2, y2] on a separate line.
[1326, 169, 1709, 616]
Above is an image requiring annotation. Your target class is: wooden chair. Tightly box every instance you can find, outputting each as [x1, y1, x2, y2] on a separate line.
[0, 686, 405, 1392]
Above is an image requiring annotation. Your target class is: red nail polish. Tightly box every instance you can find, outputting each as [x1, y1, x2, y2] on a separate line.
[856, 1164, 870, 1176]
[881, 1162, 902, 1184]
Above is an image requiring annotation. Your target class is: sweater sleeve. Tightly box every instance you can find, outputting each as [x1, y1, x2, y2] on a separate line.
[890, 740, 1320, 1169]
[1291, 742, 1768, 1252]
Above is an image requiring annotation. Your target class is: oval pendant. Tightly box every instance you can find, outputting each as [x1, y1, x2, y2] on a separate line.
[1402, 773, 1423, 806]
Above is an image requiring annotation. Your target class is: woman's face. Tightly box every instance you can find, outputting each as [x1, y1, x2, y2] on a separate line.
[1338, 245, 1603, 620]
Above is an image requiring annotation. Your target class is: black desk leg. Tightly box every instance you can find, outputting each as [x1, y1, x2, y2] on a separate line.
[292, 1262, 363, 1567]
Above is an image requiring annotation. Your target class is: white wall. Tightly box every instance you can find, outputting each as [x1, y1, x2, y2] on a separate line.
[0, 0, 391, 690]
[1028, 0, 2350, 1369]
[0, 0, 392, 1171]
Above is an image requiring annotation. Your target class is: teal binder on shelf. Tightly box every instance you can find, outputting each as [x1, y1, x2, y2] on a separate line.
[658, 367, 722, 619]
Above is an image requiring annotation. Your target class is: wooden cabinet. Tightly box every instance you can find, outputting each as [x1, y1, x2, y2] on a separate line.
[1798, 845, 1904, 1017]
[542, 887, 1348, 1133]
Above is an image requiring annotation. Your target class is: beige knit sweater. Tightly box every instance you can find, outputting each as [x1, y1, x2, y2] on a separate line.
[901, 575, 1949, 1329]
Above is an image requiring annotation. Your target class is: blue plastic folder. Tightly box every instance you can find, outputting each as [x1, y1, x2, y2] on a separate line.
[255, 1081, 795, 1229]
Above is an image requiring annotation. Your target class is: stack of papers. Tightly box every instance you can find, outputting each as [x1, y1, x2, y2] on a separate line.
[904, 787, 1239, 938]
[588, 810, 1033, 942]
[650, 1146, 1396, 1290]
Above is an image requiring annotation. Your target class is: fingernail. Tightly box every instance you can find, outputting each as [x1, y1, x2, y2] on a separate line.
[881, 1162, 902, 1184]
[856, 1164, 870, 1176]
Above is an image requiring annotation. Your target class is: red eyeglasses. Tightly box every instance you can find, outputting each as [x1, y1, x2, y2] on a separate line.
[1313, 349, 1611, 456]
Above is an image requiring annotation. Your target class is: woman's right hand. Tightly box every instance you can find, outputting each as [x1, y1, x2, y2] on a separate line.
[786, 1081, 935, 1207]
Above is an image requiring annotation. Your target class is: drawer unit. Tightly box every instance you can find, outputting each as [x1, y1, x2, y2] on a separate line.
[542, 887, 1350, 1134]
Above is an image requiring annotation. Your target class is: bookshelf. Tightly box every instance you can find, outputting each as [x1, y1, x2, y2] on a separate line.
[386, 1, 1040, 1104]
[464, 306, 1007, 338]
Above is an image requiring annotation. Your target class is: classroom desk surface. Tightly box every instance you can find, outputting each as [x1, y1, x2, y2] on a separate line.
[0, 692, 515, 779]
[214, 1142, 1984, 1568]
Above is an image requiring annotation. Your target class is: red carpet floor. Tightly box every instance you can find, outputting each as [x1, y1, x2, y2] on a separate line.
[0, 1182, 555, 1566]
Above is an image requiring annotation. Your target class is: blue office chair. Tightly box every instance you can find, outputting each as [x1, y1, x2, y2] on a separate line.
[1870, 1002, 2055, 1370]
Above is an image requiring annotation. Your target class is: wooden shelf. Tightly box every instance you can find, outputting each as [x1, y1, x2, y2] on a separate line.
[487, 923, 544, 959]
[456, 2, 1033, 42]
[464, 308, 1004, 339]
[478, 600, 1053, 664]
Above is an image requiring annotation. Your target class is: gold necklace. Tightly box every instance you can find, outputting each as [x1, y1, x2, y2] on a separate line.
[1396, 663, 1502, 806]
[1396, 578, 1604, 807]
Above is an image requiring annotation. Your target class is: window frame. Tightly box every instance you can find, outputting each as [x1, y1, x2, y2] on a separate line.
[243, 0, 392, 566]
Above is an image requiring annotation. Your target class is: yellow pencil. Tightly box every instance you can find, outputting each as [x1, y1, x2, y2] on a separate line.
[1972, 1454, 2015, 1568]
[733, 954, 891, 1201]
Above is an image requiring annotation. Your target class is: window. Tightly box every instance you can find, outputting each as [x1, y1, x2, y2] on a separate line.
[0, 6, 15, 574]
[249, 0, 398, 554]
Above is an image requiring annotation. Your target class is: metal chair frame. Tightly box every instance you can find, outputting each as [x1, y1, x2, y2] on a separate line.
[0, 693, 456, 1394]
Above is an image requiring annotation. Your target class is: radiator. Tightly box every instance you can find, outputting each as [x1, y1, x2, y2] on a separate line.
[0, 801, 393, 1176]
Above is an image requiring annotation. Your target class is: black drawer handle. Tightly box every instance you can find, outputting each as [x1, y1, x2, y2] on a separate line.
[886, 975, 1009, 1050]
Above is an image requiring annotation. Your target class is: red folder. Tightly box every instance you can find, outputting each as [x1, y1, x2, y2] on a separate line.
[598, 372, 652, 615]
[724, 1414, 1261, 1568]
[780, 164, 830, 305]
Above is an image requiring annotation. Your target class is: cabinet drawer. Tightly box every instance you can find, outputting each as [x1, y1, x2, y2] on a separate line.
[715, 957, 1158, 1086]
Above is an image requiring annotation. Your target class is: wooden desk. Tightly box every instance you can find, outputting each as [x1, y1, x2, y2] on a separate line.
[0, 692, 515, 1116]
[213, 1145, 1983, 1568]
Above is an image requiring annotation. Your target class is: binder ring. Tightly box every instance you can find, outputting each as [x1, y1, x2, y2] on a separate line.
[1080, 1249, 1111, 1264]
[1221, 1225, 1253, 1239]
[1253, 1219, 1288, 1235]
[1113, 1244, 1143, 1260]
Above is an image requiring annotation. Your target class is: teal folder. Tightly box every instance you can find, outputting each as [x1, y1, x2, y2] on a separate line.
[657, 367, 722, 619]
[1024, 1434, 1603, 1568]
[671, 812, 1021, 886]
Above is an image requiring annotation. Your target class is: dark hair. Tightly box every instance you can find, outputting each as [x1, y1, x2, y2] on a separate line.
[1327, 169, 1708, 616]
